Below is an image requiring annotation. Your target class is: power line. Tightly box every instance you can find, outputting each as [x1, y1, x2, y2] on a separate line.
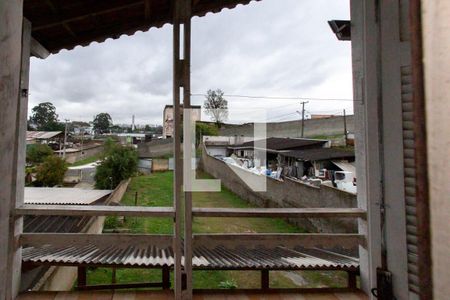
[266, 112, 298, 121]
[191, 93, 355, 102]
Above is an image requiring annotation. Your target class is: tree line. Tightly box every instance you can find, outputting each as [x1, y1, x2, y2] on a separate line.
[28, 102, 162, 134]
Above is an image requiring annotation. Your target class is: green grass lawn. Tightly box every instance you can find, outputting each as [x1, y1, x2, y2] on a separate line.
[89, 171, 347, 289]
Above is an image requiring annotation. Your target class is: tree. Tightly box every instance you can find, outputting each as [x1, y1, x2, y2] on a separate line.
[30, 102, 64, 131]
[196, 123, 218, 146]
[26, 144, 53, 164]
[35, 156, 68, 187]
[93, 113, 112, 134]
[95, 144, 138, 189]
[204, 89, 228, 125]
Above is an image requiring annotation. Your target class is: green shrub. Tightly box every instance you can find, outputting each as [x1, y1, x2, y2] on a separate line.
[218, 280, 238, 289]
[94, 145, 138, 189]
[104, 216, 120, 230]
[196, 123, 219, 145]
[35, 155, 68, 187]
[26, 144, 53, 164]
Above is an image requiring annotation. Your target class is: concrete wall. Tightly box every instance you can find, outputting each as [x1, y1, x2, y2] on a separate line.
[201, 151, 357, 233]
[59, 145, 104, 164]
[219, 115, 354, 139]
[152, 158, 170, 172]
[423, 1, 450, 297]
[138, 138, 178, 158]
[138, 159, 152, 175]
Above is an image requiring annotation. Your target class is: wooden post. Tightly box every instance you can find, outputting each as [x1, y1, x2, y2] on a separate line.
[261, 270, 270, 290]
[347, 271, 357, 289]
[343, 109, 348, 145]
[112, 267, 117, 284]
[77, 267, 87, 288]
[183, 0, 193, 298]
[0, 2, 27, 297]
[172, 0, 183, 298]
[162, 266, 171, 290]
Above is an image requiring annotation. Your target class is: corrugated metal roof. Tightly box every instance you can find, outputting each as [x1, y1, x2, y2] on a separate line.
[26, 131, 62, 140]
[24, 188, 112, 205]
[230, 138, 328, 151]
[24, 215, 91, 233]
[24, 0, 261, 54]
[22, 244, 358, 270]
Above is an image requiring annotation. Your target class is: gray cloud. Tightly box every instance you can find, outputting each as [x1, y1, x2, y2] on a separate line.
[29, 0, 352, 126]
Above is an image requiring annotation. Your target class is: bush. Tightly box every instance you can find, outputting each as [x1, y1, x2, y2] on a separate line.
[95, 145, 138, 189]
[26, 144, 53, 164]
[35, 156, 68, 187]
[218, 280, 238, 289]
[196, 123, 219, 145]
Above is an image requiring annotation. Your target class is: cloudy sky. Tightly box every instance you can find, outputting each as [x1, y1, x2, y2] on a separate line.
[29, 0, 352, 126]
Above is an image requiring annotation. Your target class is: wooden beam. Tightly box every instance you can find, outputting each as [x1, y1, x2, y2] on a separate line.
[15, 205, 175, 218]
[44, 0, 76, 37]
[77, 281, 164, 291]
[261, 270, 269, 290]
[172, 1, 183, 297]
[193, 234, 366, 249]
[20, 233, 174, 248]
[77, 266, 87, 288]
[144, 0, 152, 20]
[182, 1, 193, 298]
[347, 271, 357, 289]
[192, 208, 367, 219]
[30, 37, 50, 59]
[162, 266, 171, 290]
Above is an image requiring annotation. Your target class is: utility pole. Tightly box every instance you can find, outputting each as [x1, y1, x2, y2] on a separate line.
[63, 119, 69, 159]
[343, 109, 348, 146]
[300, 101, 308, 138]
[80, 127, 84, 159]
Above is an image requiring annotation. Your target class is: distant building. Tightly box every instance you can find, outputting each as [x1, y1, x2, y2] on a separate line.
[26, 131, 63, 145]
[73, 126, 94, 136]
[163, 104, 201, 138]
[117, 133, 147, 145]
[310, 114, 334, 119]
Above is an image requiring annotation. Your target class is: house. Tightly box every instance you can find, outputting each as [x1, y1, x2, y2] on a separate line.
[228, 137, 330, 170]
[116, 133, 147, 145]
[73, 126, 94, 136]
[209, 137, 356, 191]
[278, 148, 355, 178]
[163, 104, 201, 138]
[278, 148, 356, 193]
[26, 131, 63, 146]
[202, 135, 253, 158]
